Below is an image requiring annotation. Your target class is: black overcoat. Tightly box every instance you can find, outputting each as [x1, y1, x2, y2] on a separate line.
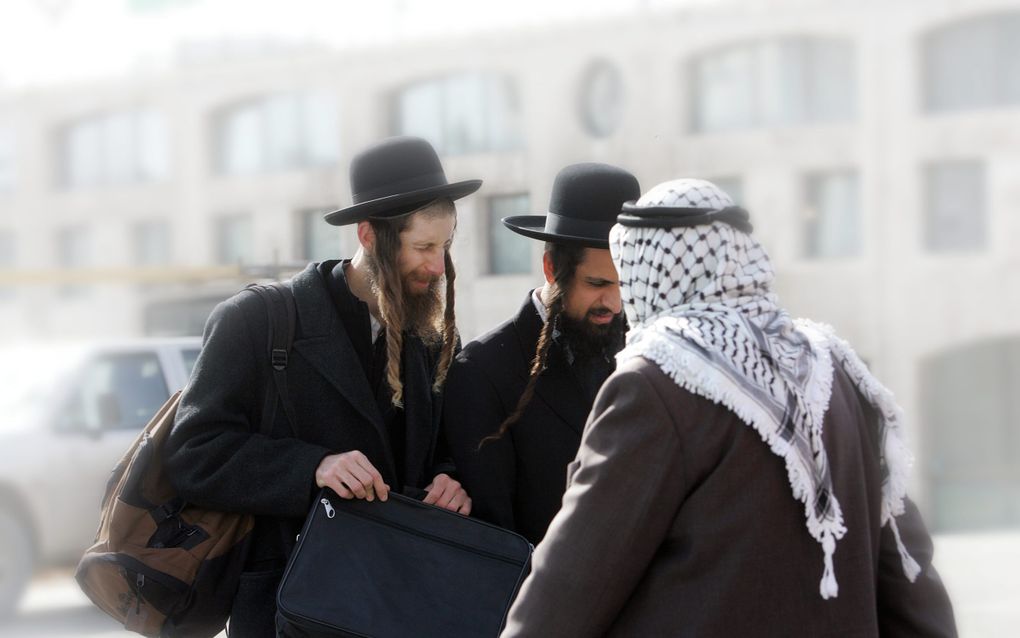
[443, 292, 595, 545]
[164, 262, 451, 636]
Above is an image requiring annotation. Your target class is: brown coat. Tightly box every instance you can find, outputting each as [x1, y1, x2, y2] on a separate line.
[502, 357, 956, 638]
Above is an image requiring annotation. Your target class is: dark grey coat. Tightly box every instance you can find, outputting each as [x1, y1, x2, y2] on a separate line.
[164, 262, 451, 636]
[503, 357, 957, 638]
[444, 292, 597, 545]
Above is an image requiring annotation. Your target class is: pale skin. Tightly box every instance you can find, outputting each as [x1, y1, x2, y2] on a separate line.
[314, 204, 472, 515]
[540, 247, 623, 326]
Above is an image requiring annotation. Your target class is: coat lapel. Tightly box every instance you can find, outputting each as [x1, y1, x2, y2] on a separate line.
[288, 265, 396, 474]
[513, 292, 589, 436]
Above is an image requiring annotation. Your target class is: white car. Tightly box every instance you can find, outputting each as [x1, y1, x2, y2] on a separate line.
[0, 338, 202, 617]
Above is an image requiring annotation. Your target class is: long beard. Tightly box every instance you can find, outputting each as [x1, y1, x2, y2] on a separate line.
[364, 252, 445, 344]
[400, 277, 444, 344]
[558, 311, 626, 363]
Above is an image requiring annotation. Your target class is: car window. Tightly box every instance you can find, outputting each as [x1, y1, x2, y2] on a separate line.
[59, 351, 169, 431]
[182, 348, 201, 379]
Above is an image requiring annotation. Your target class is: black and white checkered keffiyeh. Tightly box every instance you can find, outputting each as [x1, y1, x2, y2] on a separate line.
[610, 179, 920, 599]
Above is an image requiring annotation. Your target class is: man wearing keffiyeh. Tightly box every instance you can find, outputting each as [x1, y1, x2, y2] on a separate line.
[502, 179, 957, 638]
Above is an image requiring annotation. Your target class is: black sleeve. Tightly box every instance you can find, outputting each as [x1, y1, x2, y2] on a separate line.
[877, 498, 958, 637]
[442, 354, 517, 530]
[429, 435, 458, 482]
[164, 293, 332, 519]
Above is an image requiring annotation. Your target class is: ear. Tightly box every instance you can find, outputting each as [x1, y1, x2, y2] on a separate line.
[542, 250, 555, 284]
[357, 221, 375, 252]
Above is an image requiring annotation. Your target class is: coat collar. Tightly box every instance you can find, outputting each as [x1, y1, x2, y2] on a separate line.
[288, 263, 398, 480]
[512, 291, 589, 436]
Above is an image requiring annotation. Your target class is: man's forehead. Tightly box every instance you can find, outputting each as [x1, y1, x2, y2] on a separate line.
[403, 207, 457, 237]
[577, 248, 618, 278]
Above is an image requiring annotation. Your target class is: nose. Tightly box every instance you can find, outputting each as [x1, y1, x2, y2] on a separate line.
[424, 251, 446, 277]
[602, 285, 623, 315]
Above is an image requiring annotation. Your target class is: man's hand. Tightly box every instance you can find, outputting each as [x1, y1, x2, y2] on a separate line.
[315, 450, 389, 502]
[423, 473, 471, 515]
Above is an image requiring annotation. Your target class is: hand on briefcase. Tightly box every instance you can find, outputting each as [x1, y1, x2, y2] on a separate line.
[276, 488, 533, 637]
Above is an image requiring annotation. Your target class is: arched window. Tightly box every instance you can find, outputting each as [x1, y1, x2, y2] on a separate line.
[58, 109, 168, 189]
[922, 13, 1020, 112]
[689, 36, 856, 133]
[214, 91, 339, 175]
[391, 73, 524, 155]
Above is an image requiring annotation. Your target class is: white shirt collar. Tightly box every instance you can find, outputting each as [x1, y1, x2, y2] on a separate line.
[370, 314, 383, 343]
[531, 287, 549, 323]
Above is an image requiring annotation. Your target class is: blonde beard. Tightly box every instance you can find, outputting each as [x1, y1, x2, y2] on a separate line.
[363, 250, 445, 343]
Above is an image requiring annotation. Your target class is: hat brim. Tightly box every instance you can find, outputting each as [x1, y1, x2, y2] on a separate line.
[323, 179, 482, 226]
[501, 215, 610, 249]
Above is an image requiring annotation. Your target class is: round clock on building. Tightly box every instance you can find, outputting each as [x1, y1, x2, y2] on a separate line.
[578, 59, 625, 138]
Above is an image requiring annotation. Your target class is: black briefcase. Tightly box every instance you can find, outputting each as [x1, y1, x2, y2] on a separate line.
[276, 489, 533, 637]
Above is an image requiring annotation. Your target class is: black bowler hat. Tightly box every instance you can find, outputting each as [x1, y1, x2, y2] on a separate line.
[502, 162, 640, 248]
[324, 136, 482, 226]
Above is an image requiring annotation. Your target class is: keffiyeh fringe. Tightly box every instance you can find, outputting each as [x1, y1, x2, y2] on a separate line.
[619, 319, 920, 596]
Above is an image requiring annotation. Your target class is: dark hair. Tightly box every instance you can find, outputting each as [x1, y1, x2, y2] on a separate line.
[483, 241, 585, 444]
[369, 199, 457, 407]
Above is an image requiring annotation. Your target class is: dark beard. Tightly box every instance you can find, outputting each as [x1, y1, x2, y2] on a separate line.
[363, 252, 445, 344]
[557, 311, 626, 363]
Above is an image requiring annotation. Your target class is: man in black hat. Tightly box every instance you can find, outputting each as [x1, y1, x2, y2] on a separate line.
[164, 136, 479, 637]
[443, 162, 640, 545]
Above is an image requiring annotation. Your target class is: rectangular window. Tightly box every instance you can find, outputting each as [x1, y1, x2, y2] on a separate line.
[0, 127, 15, 193]
[56, 226, 91, 296]
[392, 74, 524, 155]
[59, 110, 168, 189]
[296, 208, 340, 262]
[217, 102, 262, 175]
[691, 37, 855, 133]
[924, 161, 986, 253]
[692, 46, 756, 132]
[215, 214, 254, 265]
[803, 170, 862, 259]
[487, 194, 532, 275]
[215, 92, 339, 176]
[132, 219, 171, 266]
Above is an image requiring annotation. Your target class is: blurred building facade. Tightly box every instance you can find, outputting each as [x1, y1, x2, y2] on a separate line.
[0, 0, 1018, 532]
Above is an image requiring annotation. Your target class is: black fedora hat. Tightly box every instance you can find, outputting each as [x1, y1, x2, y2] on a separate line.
[324, 136, 482, 226]
[502, 162, 640, 248]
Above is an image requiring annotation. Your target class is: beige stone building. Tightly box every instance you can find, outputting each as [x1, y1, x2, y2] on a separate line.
[1, 0, 1018, 531]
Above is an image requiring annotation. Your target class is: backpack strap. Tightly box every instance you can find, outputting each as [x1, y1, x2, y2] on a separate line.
[264, 282, 298, 434]
[245, 282, 298, 436]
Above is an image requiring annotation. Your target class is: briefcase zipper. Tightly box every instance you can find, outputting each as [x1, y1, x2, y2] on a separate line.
[320, 498, 335, 519]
